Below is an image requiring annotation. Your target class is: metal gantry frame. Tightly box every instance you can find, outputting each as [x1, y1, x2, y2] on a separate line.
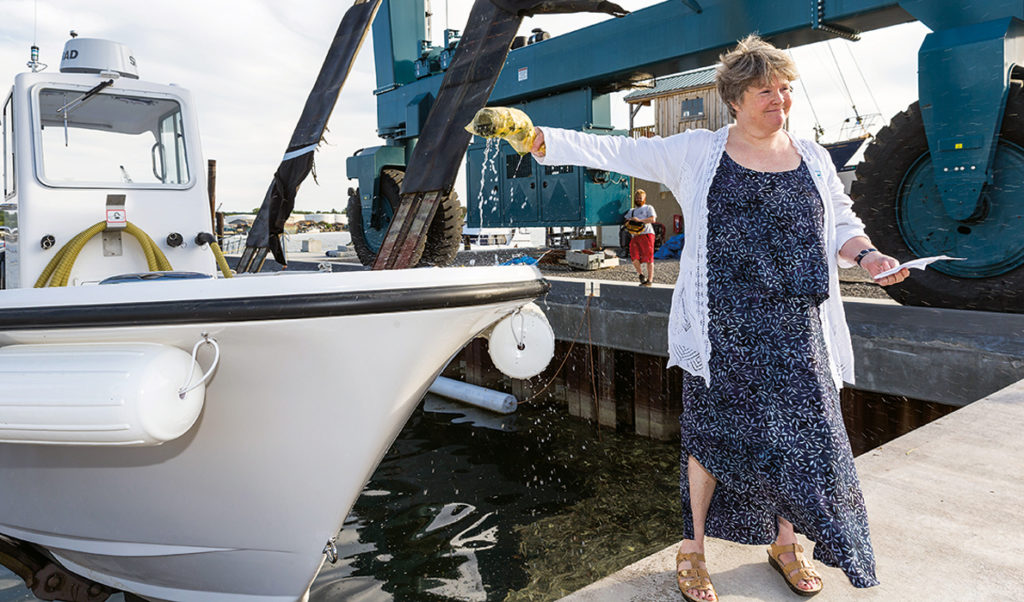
[351, 0, 1024, 228]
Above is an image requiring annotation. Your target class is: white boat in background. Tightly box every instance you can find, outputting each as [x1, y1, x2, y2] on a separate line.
[462, 226, 546, 249]
[0, 36, 551, 602]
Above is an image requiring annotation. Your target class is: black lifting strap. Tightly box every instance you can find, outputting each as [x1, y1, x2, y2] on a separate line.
[371, 0, 629, 269]
[238, 0, 382, 273]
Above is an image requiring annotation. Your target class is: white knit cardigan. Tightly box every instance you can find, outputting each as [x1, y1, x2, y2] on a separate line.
[536, 125, 867, 390]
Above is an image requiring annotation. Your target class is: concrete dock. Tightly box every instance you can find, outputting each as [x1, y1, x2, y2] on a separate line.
[542, 277, 1024, 407]
[558, 378, 1024, 601]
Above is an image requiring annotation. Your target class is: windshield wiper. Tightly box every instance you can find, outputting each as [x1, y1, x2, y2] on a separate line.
[56, 79, 114, 146]
[56, 79, 114, 116]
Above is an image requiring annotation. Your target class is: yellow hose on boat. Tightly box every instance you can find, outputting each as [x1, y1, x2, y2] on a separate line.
[209, 241, 233, 279]
[36, 222, 235, 287]
[35, 221, 172, 288]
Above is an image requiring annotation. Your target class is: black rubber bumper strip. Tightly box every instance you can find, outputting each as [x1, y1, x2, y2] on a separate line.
[0, 279, 550, 330]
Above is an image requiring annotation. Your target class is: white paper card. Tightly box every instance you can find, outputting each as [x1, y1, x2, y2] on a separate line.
[873, 255, 966, 280]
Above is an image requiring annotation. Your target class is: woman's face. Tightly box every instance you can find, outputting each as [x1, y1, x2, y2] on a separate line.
[732, 78, 792, 132]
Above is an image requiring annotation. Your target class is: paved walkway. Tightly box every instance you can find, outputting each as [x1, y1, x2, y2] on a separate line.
[559, 378, 1024, 601]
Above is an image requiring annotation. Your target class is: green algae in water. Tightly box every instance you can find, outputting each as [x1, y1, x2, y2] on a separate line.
[317, 397, 683, 601]
[503, 421, 682, 601]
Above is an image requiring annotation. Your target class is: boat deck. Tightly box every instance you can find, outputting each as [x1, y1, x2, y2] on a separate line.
[558, 378, 1024, 601]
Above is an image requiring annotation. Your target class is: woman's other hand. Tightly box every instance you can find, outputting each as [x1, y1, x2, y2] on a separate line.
[860, 252, 909, 286]
[531, 128, 546, 157]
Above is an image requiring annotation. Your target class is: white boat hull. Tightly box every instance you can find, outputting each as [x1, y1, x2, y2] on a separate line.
[0, 266, 548, 601]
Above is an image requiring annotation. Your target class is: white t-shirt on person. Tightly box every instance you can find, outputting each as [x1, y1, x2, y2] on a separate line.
[625, 204, 656, 235]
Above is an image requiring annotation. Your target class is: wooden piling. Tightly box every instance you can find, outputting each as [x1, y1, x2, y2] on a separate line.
[448, 338, 684, 440]
[443, 337, 955, 450]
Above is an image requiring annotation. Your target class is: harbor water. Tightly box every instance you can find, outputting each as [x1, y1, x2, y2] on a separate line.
[0, 388, 954, 602]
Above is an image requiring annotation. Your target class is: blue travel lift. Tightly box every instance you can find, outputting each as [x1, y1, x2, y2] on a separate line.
[247, 0, 1024, 313]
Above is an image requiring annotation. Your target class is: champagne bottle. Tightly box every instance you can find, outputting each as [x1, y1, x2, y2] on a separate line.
[465, 107, 544, 155]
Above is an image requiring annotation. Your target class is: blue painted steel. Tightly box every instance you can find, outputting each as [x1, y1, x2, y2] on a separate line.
[371, 0, 427, 91]
[359, 0, 1024, 246]
[367, 0, 912, 230]
[374, 0, 909, 144]
[405, 92, 434, 138]
[465, 89, 628, 227]
[465, 136, 630, 228]
[896, 139, 1024, 277]
[374, 72, 439, 138]
[345, 145, 406, 252]
[898, 0, 1024, 31]
[916, 18, 1024, 221]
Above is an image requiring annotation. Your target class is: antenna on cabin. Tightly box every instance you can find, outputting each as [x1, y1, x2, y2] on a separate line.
[26, 45, 47, 72]
[26, 0, 47, 72]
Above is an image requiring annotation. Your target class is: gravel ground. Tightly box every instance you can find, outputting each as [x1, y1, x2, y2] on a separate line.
[450, 248, 891, 300]
[281, 245, 890, 301]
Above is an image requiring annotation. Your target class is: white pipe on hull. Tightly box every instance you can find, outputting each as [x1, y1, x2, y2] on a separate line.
[428, 376, 518, 414]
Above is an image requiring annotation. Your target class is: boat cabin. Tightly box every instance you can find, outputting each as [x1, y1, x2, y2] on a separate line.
[1, 37, 217, 289]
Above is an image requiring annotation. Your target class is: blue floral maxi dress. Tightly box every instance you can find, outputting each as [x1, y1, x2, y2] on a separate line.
[678, 153, 878, 587]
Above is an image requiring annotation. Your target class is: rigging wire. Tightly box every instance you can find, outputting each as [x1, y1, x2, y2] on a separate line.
[845, 41, 884, 118]
[789, 50, 825, 141]
[827, 40, 862, 123]
[812, 46, 848, 109]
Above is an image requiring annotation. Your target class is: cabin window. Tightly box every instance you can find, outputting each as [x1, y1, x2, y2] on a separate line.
[680, 97, 704, 121]
[157, 111, 188, 185]
[35, 88, 191, 187]
[2, 94, 13, 199]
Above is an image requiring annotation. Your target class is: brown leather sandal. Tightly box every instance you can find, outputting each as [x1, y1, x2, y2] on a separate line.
[767, 543, 823, 597]
[676, 550, 718, 602]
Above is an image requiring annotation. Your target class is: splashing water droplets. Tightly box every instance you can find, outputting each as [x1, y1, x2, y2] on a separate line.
[477, 138, 502, 226]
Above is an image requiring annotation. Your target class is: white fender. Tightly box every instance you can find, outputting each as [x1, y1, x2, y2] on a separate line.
[484, 302, 555, 379]
[0, 342, 206, 446]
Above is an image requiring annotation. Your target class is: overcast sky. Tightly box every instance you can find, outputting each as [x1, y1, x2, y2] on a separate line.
[0, 0, 930, 213]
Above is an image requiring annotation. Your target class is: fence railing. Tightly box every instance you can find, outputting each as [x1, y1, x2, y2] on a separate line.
[630, 125, 656, 138]
[218, 234, 245, 254]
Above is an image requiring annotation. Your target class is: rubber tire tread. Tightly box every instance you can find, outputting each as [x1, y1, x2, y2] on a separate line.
[347, 168, 463, 268]
[851, 85, 1024, 313]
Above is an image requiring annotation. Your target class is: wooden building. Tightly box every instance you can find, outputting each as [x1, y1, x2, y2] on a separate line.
[623, 65, 731, 232]
[625, 65, 731, 137]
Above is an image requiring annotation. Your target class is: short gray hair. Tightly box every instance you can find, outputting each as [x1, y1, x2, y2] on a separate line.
[716, 34, 799, 119]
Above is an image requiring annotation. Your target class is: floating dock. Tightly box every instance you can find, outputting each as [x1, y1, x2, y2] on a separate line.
[447, 275, 1024, 598]
[557, 377, 1024, 600]
[538, 277, 1024, 407]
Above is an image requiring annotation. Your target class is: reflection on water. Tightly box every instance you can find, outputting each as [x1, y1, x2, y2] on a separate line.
[311, 395, 683, 601]
[0, 581, 125, 602]
[0, 391, 956, 602]
[0, 580, 32, 602]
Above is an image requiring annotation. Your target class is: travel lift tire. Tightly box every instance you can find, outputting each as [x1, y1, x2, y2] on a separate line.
[851, 84, 1024, 313]
[348, 168, 463, 268]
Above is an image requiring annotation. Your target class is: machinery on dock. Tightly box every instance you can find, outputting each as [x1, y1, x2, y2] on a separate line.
[332, 0, 1024, 312]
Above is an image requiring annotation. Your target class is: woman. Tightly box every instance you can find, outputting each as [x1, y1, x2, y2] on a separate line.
[529, 35, 908, 601]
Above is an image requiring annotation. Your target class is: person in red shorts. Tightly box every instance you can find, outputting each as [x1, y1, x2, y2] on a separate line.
[625, 189, 657, 285]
